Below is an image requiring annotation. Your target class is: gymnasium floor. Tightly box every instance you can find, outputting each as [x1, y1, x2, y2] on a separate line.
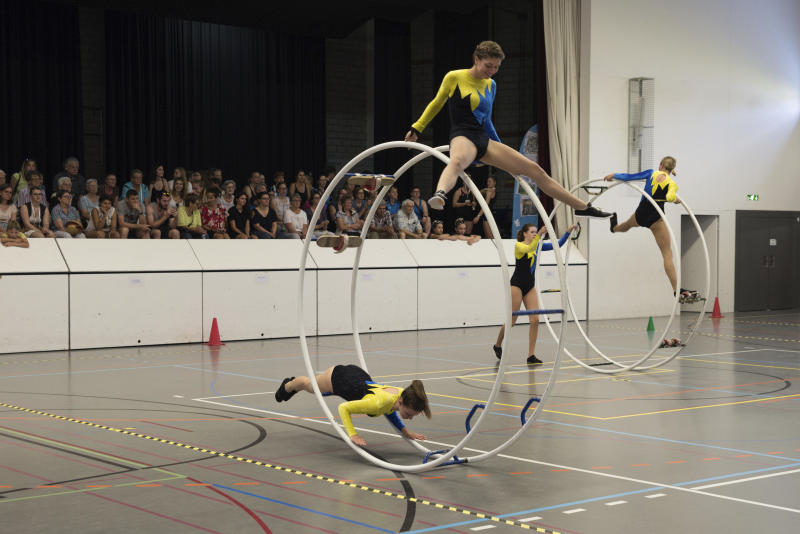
[2, 310, 799, 533]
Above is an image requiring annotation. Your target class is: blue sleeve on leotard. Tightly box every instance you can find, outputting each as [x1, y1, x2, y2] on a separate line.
[612, 170, 652, 182]
[385, 411, 405, 432]
[541, 232, 571, 251]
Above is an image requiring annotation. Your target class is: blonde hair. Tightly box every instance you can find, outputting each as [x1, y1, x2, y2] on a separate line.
[401, 380, 431, 418]
[660, 156, 677, 176]
[474, 40, 505, 61]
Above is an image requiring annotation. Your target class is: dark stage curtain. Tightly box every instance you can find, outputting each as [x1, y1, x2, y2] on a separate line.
[0, 1, 82, 180]
[373, 19, 410, 196]
[105, 12, 325, 186]
[531, 0, 554, 218]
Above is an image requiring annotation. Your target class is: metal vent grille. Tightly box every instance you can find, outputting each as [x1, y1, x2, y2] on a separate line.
[628, 78, 654, 173]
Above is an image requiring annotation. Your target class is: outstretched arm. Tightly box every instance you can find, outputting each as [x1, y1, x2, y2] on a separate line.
[604, 169, 652, 182]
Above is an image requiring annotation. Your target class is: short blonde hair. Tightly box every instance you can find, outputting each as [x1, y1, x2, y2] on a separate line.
[660, 156, 677, 176]
[474, 40, 505, 61]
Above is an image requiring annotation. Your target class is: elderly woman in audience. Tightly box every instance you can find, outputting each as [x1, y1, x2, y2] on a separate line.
[177, 193, 206, 239]
[368, 200, 396, 239]
[336, 194, 363, 236]
[147, 191, 179, 239]
[10, 158, 37, 204]
[0, 184, 18, 231]
[281, 194, 308, 239]
[289, 170, 311, 207]
[228, 191, 256, 239]
[78, 178, 100, 223]
[170, 176, 187, 209]
[50, 176, 74, 209]
[117, 189, 151, 239]
[201, 188, 229, 239]
[394, 199, 425, 239]
[86, 194, 119, 238]
[16, 170, 46, 208]
[218, 180, 236, 211]
[251, 191, 278, 239]
[20, 187, 54, 238]
[51, 190, 86, 238]
[1, 221, 29, 248]
[101, 173, 119, 200]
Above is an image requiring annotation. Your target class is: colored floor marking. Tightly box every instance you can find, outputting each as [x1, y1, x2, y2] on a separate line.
[645, 494, 666, 499]
[562, 508, 585, 514]
[692, 467, 800, 491]
[470, 526, 496, 531]
[678, 356, 800, 371]
[605, 501, 626, 506]
[0, 475, 184, 504]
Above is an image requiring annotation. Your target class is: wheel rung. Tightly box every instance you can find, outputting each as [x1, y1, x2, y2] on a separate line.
[513, 309, 564, 316]
[344, 173, 395, 179]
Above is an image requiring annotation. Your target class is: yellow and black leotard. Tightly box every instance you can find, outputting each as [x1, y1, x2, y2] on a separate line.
[612, 170, 678, 228]
[509, 232, 571, 296]
[330, 364, 406, 437]
[410, 69, 499, 160]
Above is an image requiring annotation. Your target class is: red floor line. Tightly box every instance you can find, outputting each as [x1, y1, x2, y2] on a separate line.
[187, 477, 271, 534]
[254, 509, 340, 534]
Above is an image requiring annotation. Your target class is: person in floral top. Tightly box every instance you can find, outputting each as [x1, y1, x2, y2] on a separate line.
[200, 188, 229, 239]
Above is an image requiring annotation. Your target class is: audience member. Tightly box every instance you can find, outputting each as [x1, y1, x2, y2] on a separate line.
[51, 190, 86, 238]
[147, 191, 179, 239]
[429, 218, 480, 244]
[200, 188, 229, 239]
[385, 186, 401, 216]
[120, 169, 150, 208]
[327, 187, 348, 230]
[170, 176, 187, 208]
[20, 187, 54, 238]
[271, 182, 291, 234]
[243, 171, 263, 201]
[352, 186, 371, 219]
[86, 194, 119, 238]
[251, 192, 278, 239]
[169, 167, 189, 193]
[0, 221, 29, 248]
[189, 171, 205, 200]
[289, 170, 311, 206]
[219, 180, 236, 211]
[409, 186, 431, 236]
[149, 171, 169, 203]
[15, 170, 46, 208]
[452, 217, 480, 244]
[101, 173, 119, 200]
[78, 178, 100, 222]
[211, 168, 223, 182]
[52, 156, 86, 197]
[314, 174, 330, 196]
[281, 194, 308, 239]
[117, 189, 151, 239]
[452, 180, 476, 234]
[10, 158, 36, 204]
[368, 201, 396, 239]
[50, 176, 76, 209]
[0, 169, 5, 187]
[394, 199, 425, 239]
[228, 192, 255, 239]
[250, 183, 268, 210]
[336, 195, 363, 236]
[177, 193, 205, 239]
[473, 176, 498, 238]
[269, 170, 285, 194]
[0, 184, 18, 231]
[304, 192, 329, 238]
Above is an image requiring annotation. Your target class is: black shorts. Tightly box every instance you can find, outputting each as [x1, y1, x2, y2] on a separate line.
[510, 276, 536, 297]
[634, 198, 665, 228]
[450, 126, 490, 160]
[331, 365, 373, 401]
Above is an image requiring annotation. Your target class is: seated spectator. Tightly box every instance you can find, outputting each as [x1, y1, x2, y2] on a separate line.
[474, 175, 498, 239]
[368, 201, 396, 239]
[120, 169, 150, 207]
[269, 170, 285, 195]
[170, 176, 187, 209]
[281, 194, 308, 239]
[0, 221, 29, 248]
[249, 183, 268, 210]
[0, 184, 17, 231]
[86, 194, 119, 238]
[168, 167, 188, 193]
[20, 187, 54, 238]
[189, 171, 204, 200]
[314, 174, 330, 197]
[78, 178, 100, 223]
[429, 218, 480, 245]
[149, 169, 169, 203]
[100, 173, 119, 200]
[385, 186, 401, 216]
[271, 182, 290, 220]
[326, 187, 347, 230]
[16, 170, 47, 208]
[352, 186, 371, 219]
[289, 170, 311, 207]
[51, 191, 86, 238]
[117, 189, 151, 239]
[147, 191, 179, 239]
[200, 188, 229, 239]
[243, 171, 263, 201]
[228, 191, 255, 239]
[304, 192, 329, 238]
[0, 169, 5, 186]
[251, 192, 278, 239]
[408, 186, 431, 236]
[49, 176, 75, 210]
[219, 180, 236, 211]
[394, 199, 425, 239]
[10, 158, 37, 204]
[52, 156, 86, 198]
[336, 195, 363, 236]
[176, 193, 206, 239]
[452, 181, 477, 234]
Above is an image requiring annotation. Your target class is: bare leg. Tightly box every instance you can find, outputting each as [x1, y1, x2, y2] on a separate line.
[434, 136, 477, 194]
[650, 220, 677, 292]
[482, 219, 493, 239]
[286, 366, 335, 394]
[495, 286, 524, 347]
[522, 289, 540, 356]
[481, 141, 588, 211]
[614, 213, 638, 233]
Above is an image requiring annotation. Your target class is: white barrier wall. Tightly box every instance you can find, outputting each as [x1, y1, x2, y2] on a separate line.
[191, 240, 317, 341]
[311, 239, 418, 335]
[60, 240, 203, 349]
[0, 240, 69, 353]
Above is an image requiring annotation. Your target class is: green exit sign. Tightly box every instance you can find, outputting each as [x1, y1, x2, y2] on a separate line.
[746, 194, 759, 201]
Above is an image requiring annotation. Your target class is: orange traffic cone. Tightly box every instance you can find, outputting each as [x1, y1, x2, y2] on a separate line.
[206, 317, 225, 346]
[711, 297, 723, 319]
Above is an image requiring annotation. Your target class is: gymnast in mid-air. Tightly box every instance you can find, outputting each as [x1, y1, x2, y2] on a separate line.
[275, 364, 430, 447]
[493, 223, 578, 365]
[405, 40, 609, 220]
[604, 156, 681, 295]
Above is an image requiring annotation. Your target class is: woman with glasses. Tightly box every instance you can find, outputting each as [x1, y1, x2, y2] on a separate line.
[0, 184, 18, 231]
[51, 191, 86, 238]
[20, 187, 54, 238]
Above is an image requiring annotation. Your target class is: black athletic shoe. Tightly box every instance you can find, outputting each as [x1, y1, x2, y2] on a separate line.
[609, 212, 618, 233]
[493, 345, 502, 360]
[526, 355, 543, 365]
[574, 202, 612, 218]
[428, 190, 448, 210]
[275, 376, 296, 402]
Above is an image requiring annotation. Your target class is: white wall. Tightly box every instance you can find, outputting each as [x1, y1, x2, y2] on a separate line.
[583, 0, 800, 316]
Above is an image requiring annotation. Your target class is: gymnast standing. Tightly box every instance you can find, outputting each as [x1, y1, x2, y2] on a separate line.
[405, 40, 609, 220]
[275, 364, 430, 447]
[493, 223, 577, 365]
[603, 156, 681, 294]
